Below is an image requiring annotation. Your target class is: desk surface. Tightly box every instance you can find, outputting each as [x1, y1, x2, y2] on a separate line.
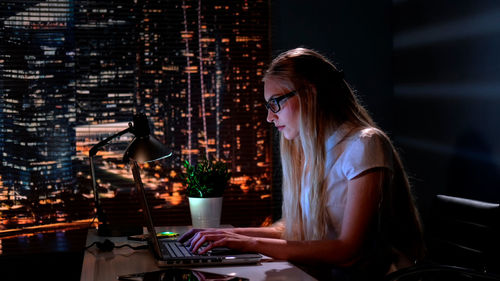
[80, 226, 317, 281]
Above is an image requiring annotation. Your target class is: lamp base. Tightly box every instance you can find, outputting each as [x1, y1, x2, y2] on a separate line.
[96, 224, 143, 237]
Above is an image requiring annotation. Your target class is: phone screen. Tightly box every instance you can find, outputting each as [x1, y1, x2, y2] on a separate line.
[118, 268, 249, 281]
[128, 231, 179, 241]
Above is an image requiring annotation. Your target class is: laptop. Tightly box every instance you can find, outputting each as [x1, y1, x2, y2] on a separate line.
[132, 163, 262, 267]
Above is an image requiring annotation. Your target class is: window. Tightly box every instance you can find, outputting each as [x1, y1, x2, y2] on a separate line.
[0, 0, 274, 239]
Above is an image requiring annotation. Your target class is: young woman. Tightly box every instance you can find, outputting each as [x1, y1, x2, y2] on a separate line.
[179, 48, 425, 280]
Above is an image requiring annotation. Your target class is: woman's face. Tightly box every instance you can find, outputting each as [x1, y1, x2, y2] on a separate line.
[264, 78, 300, 140]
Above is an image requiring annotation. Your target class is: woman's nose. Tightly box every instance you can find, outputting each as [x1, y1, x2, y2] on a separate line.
[266, 110, 276, 123]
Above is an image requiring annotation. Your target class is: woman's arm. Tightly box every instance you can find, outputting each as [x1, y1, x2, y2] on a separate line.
[178, 220, 284, 244]
[255, 169, 383, 264]
[186, 169, 383, 265]
[232, 220, 285, 238]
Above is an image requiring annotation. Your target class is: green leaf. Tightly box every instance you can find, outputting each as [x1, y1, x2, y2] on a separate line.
[181, 156, 231, 198]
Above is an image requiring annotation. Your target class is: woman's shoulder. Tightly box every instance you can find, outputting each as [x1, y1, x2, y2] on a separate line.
[327, 124, 384, 150]
[343, 125, 389, 146]
[337, 126, 394, 179]
[354, 126, 386, 139]
[346, 126, 393, 155]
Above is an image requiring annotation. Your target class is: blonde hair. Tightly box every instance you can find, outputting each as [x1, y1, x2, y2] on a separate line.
[264, 48, 425, 260]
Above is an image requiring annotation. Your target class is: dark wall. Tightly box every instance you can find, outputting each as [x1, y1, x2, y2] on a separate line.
[271, 0, 394, 130]
[392, 0, 500, 220]
[271, 0, 500, 223]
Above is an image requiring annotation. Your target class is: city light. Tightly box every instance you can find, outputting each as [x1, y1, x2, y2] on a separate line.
[0, 0, 272, 234]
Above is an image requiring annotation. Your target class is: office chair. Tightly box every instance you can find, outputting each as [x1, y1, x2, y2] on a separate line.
[385, 264, 500, 281]
[385, 194, 500, 281]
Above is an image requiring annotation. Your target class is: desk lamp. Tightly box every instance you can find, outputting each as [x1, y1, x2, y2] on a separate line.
[89, 113, 172, 236]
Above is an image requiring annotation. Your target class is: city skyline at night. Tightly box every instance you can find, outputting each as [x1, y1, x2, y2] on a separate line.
[0, 0, 272, 230]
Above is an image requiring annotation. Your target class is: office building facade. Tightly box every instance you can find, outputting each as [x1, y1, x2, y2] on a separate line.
[0, 0, 272, 228]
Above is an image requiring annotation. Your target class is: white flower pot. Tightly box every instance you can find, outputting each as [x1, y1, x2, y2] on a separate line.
[188, 197, 223, 228]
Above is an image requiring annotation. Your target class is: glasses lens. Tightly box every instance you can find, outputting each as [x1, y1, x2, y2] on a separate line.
[269, 99, 279, 113]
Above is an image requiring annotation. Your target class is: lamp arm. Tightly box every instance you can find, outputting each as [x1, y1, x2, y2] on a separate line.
[89, 125, 133, 157]
[89, 155, 104, 225]
[88, 124, 132, 235]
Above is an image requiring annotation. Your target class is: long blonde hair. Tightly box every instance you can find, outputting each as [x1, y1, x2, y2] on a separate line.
[264, 48, 425, 261]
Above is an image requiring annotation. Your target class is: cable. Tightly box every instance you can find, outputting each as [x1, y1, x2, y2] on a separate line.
[88, 213, 97, 229]
[85, 239, 148, 252]
[115, 244, 149, 250]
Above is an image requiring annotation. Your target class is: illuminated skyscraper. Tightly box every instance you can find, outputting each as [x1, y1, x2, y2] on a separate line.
[0, 0, 272, 227]
[73, 1, 137, 125]
[139, 0, 272, 192]
[0, 0, 76, 200]
[71, 0, 271, 191]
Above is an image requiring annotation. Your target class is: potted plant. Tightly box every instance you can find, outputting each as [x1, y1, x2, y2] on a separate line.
[182, 157, 231, 228]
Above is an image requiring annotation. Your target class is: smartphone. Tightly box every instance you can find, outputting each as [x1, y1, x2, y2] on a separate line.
[128, 231, 179, 241]
[117, 268, 249, 281]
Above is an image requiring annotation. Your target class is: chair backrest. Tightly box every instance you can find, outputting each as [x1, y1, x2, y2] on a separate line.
[426, 194, 500, 273]
[385, 264, 500, 281]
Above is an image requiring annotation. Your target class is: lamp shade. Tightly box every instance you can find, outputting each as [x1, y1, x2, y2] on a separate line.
[123, 135, 172, 163]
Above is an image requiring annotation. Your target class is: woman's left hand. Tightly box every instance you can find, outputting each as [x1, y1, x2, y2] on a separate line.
[186, 229, 256, 255]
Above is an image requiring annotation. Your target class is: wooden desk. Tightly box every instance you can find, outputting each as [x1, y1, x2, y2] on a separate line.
[80, 226, 317, 281]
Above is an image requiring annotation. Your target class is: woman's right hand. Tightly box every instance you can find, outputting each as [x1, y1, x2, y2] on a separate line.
[178, 228, 233, 247]
[179, 228, 255, 254]
[178, 228, 205, 246]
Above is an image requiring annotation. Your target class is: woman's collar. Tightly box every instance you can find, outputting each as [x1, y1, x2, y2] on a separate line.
[326, 122, 356, 151]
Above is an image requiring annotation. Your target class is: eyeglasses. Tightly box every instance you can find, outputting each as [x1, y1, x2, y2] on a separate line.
[265, 91, 296, 113]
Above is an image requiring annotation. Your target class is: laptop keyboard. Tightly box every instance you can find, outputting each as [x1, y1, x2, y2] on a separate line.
[161, 241, 194, 258]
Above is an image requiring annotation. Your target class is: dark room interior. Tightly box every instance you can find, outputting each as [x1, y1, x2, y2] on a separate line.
[272, 0, 500, 219]
[1, 0, 499, 280]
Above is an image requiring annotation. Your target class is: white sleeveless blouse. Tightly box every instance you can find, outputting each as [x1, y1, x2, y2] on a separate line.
[299, 123, 394, 239]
